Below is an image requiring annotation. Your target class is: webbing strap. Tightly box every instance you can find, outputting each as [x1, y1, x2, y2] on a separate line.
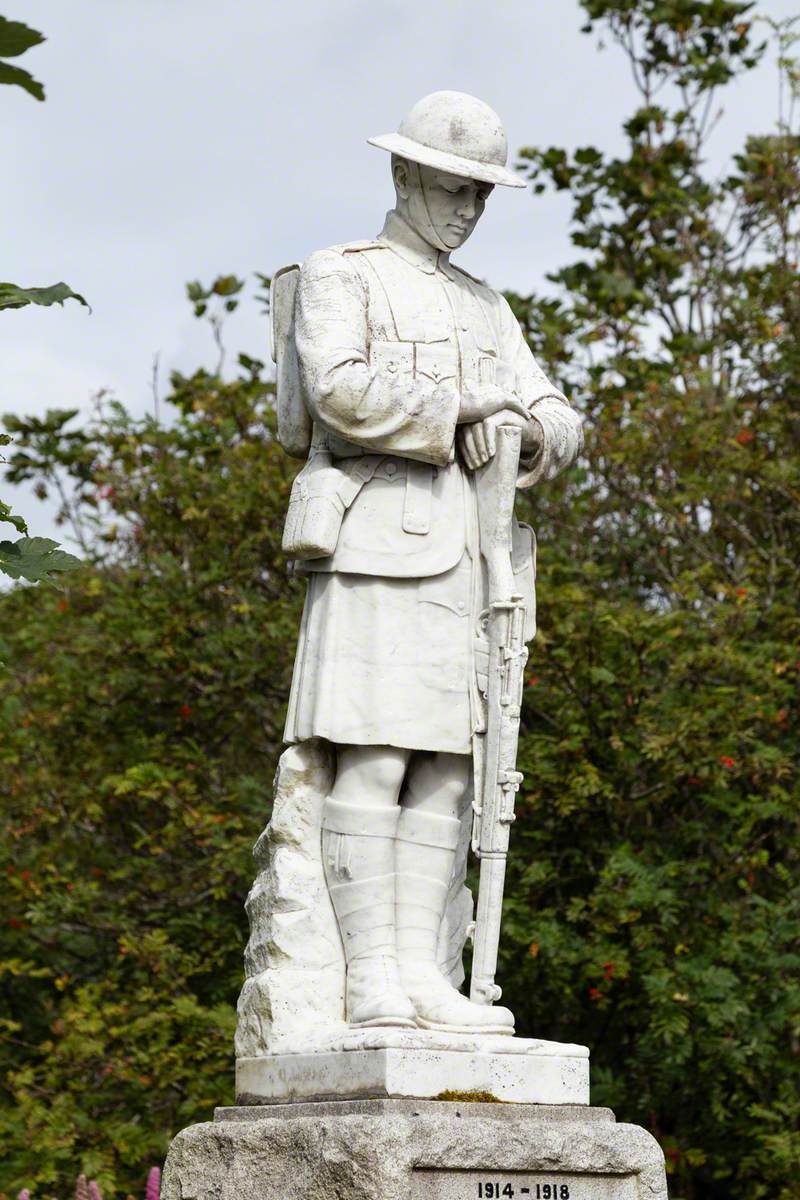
[402, 459, 433, 534]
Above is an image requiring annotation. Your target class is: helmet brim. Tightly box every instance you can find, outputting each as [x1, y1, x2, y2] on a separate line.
[367, 132, 527, 189]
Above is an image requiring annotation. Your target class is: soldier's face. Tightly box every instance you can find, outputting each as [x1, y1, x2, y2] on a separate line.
[401, 161, 494, 250]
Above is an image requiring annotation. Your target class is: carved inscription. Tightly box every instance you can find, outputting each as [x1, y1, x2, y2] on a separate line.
[411, 1173, 638, 1200]
[479, 1187, 571, 1199]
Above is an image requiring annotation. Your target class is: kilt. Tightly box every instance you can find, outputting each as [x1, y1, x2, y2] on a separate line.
[284, 551, 479, 755]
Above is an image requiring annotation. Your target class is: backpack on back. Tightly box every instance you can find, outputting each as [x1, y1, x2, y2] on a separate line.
[271, 264, 312, 459]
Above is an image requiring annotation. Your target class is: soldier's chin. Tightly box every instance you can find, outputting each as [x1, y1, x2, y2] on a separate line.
[441, 224, 471, 248]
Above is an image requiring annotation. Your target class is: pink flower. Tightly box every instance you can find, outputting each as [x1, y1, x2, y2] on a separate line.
[145, 1167, 161, 1200]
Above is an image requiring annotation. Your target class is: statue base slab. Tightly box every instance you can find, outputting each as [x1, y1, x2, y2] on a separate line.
[162, 1098, 668, 1200]
[235, 1029, 590, 1105]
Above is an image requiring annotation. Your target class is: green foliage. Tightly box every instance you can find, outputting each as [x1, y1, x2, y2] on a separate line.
[1, 434, 27, 534]
[185, 274, 245, 318]
[0, 499, 26, 533]
[0, 282, 90, 312]
[0, 299, 302, 1193]
[0, 536, 79, 583]
[0, 14, 84, 583]
[578, 0, 764, 90]
[0, 423, 82, 584]
[0, 15, 45, 101]
[0, 430, 33, 584]
[185, 275, 247, 375]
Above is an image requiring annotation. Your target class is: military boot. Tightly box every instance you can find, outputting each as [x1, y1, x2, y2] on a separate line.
[321, 797, 416, 1029]
[395, 806, 514, 1034]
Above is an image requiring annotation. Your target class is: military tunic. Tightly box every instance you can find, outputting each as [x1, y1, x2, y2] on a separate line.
[284, 211, 582, 754]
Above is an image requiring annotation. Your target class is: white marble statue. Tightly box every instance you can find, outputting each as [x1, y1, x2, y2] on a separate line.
[264, 91, 582, 1041]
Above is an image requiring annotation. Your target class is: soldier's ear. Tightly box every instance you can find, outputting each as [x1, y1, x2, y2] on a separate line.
[392, 157, 411, 200]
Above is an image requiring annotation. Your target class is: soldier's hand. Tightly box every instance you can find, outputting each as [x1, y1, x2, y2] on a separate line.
[457, 382, 529, 425]
[459, 408, 543, 471]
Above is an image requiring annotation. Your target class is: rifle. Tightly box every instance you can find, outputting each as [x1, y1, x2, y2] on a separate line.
[469, 424, 528, 1008]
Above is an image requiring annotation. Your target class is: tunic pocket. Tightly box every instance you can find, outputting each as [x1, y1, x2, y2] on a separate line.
[414, 341, 458, 386]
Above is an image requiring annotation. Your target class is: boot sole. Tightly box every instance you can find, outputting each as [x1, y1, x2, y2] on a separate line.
[415, 1018, 515, 1036]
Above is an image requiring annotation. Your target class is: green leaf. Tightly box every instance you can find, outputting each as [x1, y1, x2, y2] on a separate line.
[0, 536, 80, 582]
[0, 16, 45, 58]
[211, 274, 244, 297]
[0, 498, 27, 534]
[590, 666, 617, 685]
[0, 282, 89, 311]
[0, 59, 44, 101]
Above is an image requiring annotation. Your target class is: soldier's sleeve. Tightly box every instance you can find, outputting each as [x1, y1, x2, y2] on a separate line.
[294, 250, 460, 465]
[497, 295, 584, 488]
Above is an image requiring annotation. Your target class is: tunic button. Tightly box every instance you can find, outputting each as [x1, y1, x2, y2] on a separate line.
[384, 461, 397, 477]
[457, 601, 465, 612]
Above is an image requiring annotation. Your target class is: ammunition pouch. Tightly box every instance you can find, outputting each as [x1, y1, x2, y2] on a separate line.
[282, 452, 383, 560]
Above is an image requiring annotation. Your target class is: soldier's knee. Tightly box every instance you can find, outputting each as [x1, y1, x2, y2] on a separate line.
[433, 753, 471, 801]
[368, 747, 411, 795]
[335, 744, 409, 802]
[404, 752, 470, 815]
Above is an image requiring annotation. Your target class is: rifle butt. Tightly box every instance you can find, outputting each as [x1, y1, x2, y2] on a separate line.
[468, 852, 508, 1005]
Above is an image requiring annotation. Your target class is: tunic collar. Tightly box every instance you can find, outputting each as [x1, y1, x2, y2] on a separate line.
[377, 210, 450, 275]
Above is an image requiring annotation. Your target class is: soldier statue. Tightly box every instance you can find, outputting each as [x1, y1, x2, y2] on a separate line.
[274, 91, 583, 1037]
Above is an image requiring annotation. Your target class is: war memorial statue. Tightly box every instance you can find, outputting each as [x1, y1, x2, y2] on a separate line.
[163, 92, 669, 1200]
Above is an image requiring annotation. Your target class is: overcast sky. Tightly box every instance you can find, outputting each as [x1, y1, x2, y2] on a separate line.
[3, 0, 796, 547]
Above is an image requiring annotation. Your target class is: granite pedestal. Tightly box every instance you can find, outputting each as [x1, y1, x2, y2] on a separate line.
[162, 1098, 668, 1200]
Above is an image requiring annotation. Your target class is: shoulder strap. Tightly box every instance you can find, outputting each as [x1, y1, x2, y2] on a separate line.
[351, 250, 401, 340]
[338, 238, 386, 254]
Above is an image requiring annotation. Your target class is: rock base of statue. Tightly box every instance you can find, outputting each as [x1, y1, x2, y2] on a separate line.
[162, 1098, 668, 1200]
[235, 1029, 590, 1105]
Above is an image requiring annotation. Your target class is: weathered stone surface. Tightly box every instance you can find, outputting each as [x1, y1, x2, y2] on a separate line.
[215, 1099, 611, 1122]
[236, 1045, 589, 1107]
[235, 739, 345, 1058]
[235, 739, 475, 1058]
[162, 1100, 668, 1200]
[234, 1029, 590, 1106]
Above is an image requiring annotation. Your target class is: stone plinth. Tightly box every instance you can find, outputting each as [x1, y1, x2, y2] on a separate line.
[162, 1098, 668, 1200]
[235, 1029, 589, 1106]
